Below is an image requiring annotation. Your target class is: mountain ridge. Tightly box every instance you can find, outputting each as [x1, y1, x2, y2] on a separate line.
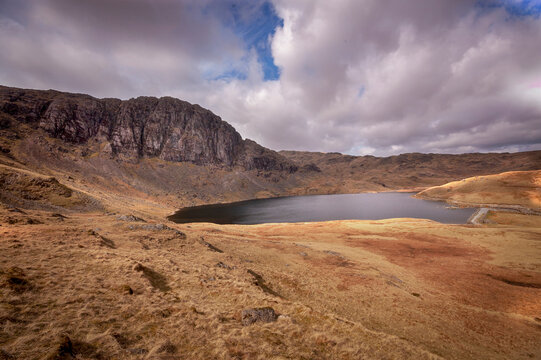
[1, 85, 540, 211]
[0, 85, 298, 172]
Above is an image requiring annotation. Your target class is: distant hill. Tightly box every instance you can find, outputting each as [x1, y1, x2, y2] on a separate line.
[280, 150, 541, 194]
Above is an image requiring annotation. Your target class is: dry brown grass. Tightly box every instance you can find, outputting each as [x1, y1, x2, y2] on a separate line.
[0, 209, 453, 359]
[0, 199, 540, 359]
[0, 141, 540, 359]
[416, 170, 541, 210]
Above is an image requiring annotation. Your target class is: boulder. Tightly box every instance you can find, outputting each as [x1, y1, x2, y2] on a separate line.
[241, 307, 278, 326]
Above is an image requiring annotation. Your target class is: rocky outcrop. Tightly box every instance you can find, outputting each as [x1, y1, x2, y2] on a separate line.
[239, 140, 298, 173]
[0, 86, 297, 171]
[241, 307, 278, 326]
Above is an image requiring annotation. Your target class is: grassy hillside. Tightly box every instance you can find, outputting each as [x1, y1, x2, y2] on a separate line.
[1, 200, 540, 359]
[0, 159, 540, 358]
[1, 93, 540, 358]
[416, 170, 541, 210]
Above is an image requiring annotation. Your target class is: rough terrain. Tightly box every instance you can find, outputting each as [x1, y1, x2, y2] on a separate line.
[417, 170, 541, 211]
[280, 150, 541, 195]
[1, 178, 540, 359]
[2, 85, 540, 207]
[0, 85, 540, 359]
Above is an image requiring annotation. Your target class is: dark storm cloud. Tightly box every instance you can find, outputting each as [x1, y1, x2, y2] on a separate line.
[0, 0, 540, 155]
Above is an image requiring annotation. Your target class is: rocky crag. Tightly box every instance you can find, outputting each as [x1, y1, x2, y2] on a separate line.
[0, 85, 297, 172]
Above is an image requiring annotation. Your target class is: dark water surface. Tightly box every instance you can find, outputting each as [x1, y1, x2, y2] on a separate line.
[168, 192, 475, 225]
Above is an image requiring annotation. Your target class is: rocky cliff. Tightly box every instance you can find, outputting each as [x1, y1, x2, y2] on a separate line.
[0, 86, 297, 172]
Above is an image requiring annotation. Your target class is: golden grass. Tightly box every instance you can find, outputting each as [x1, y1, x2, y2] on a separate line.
[417, 170, 541, 210]
[0, 164, 100, 211]
[0, 156, 540, 359]
[1, 203, 540, 359]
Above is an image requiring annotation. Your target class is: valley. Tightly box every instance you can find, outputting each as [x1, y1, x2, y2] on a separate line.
[0, 86, 540, 359]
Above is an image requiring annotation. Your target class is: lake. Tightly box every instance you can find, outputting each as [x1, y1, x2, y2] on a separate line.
[168, 192, 475, 225]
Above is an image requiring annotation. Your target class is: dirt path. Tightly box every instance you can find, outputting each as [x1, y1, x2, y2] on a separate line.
[468, 207, 489, 224]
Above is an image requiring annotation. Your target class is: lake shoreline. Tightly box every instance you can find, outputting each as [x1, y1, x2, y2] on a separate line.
[169, 192, 475, 225]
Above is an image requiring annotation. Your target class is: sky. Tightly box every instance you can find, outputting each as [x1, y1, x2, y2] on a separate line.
[1, 0, 540, 156]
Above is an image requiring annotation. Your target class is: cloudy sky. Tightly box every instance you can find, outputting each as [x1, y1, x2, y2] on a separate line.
[1, 0, 540, 155]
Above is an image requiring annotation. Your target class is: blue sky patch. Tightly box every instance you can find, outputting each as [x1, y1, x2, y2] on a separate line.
[358, 85, 366, 98]
[208, 1, 283, 81]
[475, 0, 541, 19]
[212, 69, 248, 82]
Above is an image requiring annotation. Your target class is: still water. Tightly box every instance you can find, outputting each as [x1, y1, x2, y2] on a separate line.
[168, 192, 475, 225]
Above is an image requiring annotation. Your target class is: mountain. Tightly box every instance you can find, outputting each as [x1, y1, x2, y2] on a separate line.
[0, 85, 540, 212]
[1, 85, 541, 360]
[280, 150, 541, 194]
[0, 85, 297, 172]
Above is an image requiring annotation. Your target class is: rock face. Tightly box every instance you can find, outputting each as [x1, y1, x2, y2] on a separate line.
[0, 86, 297, 171]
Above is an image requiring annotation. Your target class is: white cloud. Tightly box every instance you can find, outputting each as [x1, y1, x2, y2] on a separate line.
[210, 0, 541, 155]
[0, 0, 540, 156]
